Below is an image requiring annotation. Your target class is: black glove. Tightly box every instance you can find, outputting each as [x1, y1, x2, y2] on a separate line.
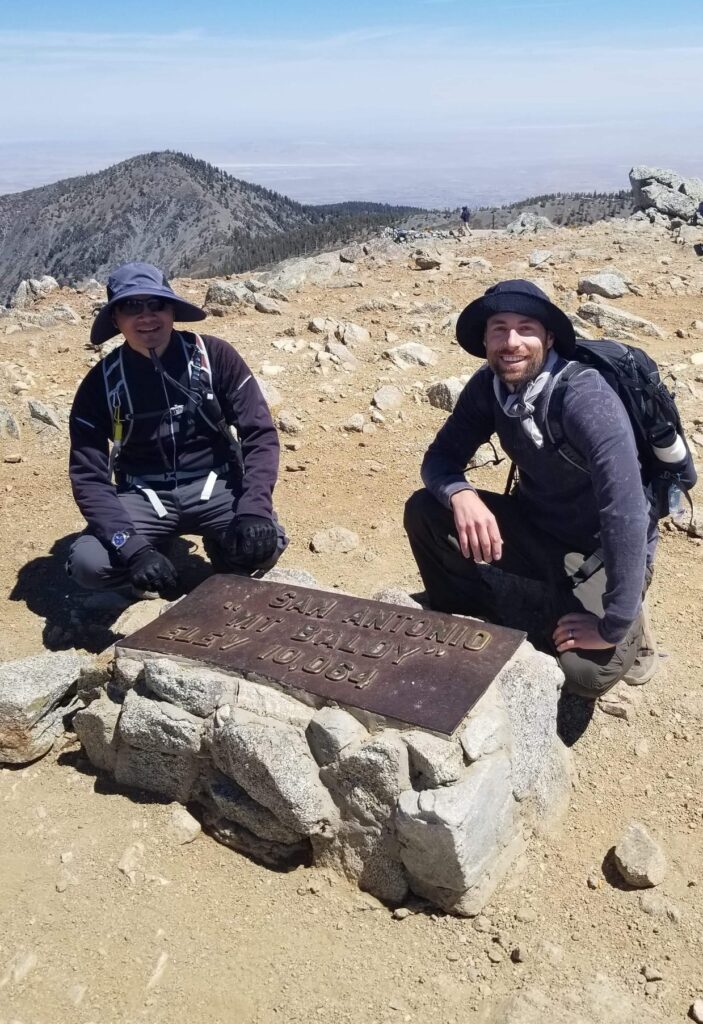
[224, 515, 278, 566]
[127, 546, 179, 593]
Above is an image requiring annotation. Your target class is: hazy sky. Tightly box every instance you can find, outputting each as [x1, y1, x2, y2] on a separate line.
[2, 0, 702, 205]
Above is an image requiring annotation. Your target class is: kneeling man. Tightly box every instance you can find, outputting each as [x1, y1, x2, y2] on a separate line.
[68, 262, 286, 595]
[404, 279, 654, 698]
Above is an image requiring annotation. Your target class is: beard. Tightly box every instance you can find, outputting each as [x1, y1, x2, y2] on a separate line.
[487, 344, 549, 391]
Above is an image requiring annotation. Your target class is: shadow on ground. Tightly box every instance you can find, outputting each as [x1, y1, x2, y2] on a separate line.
[9, 534, 214, 653]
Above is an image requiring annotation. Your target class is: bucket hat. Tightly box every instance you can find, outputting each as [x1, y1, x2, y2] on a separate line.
[455, 279, 576, 358]
[90, 262, 206, 345]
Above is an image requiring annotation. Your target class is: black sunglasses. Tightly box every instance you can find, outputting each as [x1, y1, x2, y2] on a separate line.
[115, 297, 172, 316]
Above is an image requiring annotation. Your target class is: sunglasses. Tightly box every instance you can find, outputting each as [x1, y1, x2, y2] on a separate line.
[115, 297, 172, 316]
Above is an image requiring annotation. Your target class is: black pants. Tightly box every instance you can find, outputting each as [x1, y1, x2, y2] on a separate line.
[403, 488, 641, 699]
[67, 473, 287, 590]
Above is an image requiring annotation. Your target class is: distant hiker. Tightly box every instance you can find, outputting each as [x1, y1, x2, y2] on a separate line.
[67, 262, 286, 595]
[460, 206, 472, 236]
[404, 280, 696, 698]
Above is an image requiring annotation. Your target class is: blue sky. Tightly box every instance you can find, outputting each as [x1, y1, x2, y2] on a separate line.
[1, 0, 702, 204]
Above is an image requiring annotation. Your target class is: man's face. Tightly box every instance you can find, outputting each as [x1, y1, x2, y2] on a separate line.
[113, 296, 175, 358]
[484, 312, 553, 389]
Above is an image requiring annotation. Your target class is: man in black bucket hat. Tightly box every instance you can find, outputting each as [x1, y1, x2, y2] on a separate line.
[67, 262, 287, 596]
[404, 279, 653, 699]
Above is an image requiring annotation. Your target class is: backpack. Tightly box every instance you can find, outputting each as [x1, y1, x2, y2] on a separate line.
[102, 331, 240, 480]
[544, 339, 697, 520]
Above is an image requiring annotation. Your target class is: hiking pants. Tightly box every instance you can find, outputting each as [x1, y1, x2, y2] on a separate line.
[404, 488, 643, 699]
[67, 473, 287, 591]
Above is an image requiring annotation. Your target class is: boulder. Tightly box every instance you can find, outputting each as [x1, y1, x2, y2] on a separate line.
[255, 296, 282, 315]
[201, 769, 305, 845]
[384, 342, 437, 369]
[306, 707, 368, 767]
[402, 731, 465, 788]
[578, 301, 664, 339]
[335, 321, 370, 347]
[577, 272, 628, 299]
[142, 658, 240, 718]
[506, 212, 554, 234]
[320, 734, 411, 826]
[117, 689, 204, 756]
[204, 280, 255, 307]
[396, 752, 515, 911]
[212, 711, 338, 836]
[73, 690, 122, 773]
[414, 253, 442, 270]
[0, 650, 88, 764]
[640, 183, 698, 221]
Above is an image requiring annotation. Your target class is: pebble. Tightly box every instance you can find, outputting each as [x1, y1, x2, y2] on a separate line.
[587, 874, 601, 890]
[644, 981, 659, 997]
[3, 454, 22, 463]
[510, 946, 526, 963]
[472, 914, 493, 932]
[515, 907, 537, 923]
[393, 907, 412, 920]
[641, 964, 663, 981]
[486, 947, 504, 964]
[690, 998, 703, 1023]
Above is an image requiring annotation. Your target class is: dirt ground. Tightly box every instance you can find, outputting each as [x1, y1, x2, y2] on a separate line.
[1, 220, 702, 1022]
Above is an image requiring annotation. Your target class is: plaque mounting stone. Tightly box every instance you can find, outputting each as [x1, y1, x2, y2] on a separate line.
[117, 576, 525, 735]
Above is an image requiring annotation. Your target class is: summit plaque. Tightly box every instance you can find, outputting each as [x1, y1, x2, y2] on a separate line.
[116, 576, 525, 735]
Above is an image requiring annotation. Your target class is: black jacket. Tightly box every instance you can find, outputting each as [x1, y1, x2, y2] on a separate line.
[69, 332, 280, 557]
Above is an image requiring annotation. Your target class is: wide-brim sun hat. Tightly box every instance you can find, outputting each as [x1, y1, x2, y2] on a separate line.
[90, 261, 207, 345]
[455, 279, 576, 358]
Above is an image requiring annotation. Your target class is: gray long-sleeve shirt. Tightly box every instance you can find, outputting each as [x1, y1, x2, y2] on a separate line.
[421, 361, 651, 644]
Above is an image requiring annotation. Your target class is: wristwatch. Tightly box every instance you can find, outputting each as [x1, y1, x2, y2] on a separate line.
[111, 530, 131, 550]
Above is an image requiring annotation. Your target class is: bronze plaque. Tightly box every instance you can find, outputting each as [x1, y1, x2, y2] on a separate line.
[117, 577, 525, 735]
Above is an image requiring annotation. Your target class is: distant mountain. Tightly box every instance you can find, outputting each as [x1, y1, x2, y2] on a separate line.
[468, 191, 634, 229]
[0, 151, 425, 303]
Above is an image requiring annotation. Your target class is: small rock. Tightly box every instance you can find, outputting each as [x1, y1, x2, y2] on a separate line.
[515, 907, 536, 923]
[690, 998, 703, 1023]
[426, 378, 465, 411]
[587, 874, 601, 889]
[169, 805, 201, 844]
[277, 409, 302, 434]
[310, 526, 359, 554]
[528, 250, 553, 267]
[255, 297, 282, 315]
[414, 253, 441, 270]
[577, 272, 628, 299]
[372, 384, 403, 413]
[614, 822, 668, 887]
[641, 964, 663, 982]
[487, 947, 504, 964]
[510, 946, 526, 963]
[393, 907, 412, 920]
[343, 413, 365, 432]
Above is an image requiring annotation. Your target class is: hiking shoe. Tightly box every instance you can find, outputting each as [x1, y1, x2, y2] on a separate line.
[623, 600, 658, 686]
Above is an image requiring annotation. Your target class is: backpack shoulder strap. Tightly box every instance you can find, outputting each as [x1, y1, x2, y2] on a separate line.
[543, 361, 590, 473]
[101, 345, 134, 479]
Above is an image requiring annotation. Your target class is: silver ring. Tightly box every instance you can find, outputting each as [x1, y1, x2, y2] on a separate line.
[568, 629, 574, 640]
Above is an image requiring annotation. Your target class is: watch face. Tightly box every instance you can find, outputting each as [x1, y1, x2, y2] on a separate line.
[112, 531, 129, 549]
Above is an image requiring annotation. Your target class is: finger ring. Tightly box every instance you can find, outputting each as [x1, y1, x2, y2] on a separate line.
[568, 629, 574, 640]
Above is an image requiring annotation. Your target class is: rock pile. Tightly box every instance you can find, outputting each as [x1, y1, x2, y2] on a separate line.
[630, 165, 703, 228]
[72, 578, 572, 915]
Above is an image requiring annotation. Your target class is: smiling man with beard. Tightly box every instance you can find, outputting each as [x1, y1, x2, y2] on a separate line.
[67, 262, 287, 597]
[403, 279, 655, 699]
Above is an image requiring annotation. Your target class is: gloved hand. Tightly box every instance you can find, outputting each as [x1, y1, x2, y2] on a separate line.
[223, 515, 278, 566]
[127, 546, 179, 593]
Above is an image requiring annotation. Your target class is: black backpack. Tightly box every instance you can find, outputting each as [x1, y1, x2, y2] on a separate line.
[542, 339, 696, 519]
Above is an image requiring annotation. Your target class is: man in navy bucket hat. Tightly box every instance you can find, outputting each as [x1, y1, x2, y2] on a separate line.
[67, 262, 287, 596]
[404, 279, 655, 699]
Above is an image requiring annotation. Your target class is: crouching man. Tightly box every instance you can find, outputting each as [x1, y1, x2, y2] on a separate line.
[67, 262, 287, 595]
[404, 279, 655, 699]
